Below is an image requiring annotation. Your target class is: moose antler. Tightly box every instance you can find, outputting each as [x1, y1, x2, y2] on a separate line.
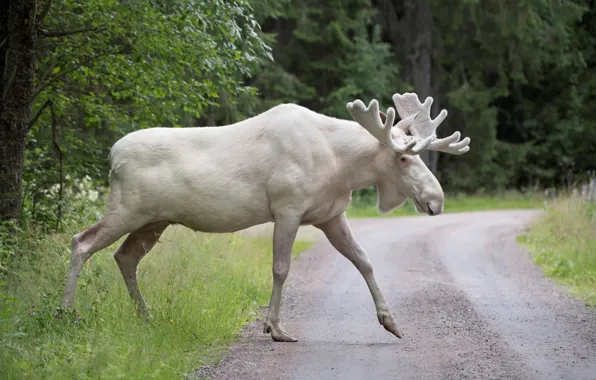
[392, 93, 470, 155]
[346, 99, 434, 154]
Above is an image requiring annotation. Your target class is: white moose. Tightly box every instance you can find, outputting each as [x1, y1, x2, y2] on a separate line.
[62, 92, 470, 342]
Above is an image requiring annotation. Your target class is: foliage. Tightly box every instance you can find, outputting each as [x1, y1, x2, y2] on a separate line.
[201, 0, 596, 194]
[20, 175, 106, 233]
[38, 0, 270, 126]
[518, 196, 596, 305]
[0, 219, 312, 379]
[0, 176, 106, 275]
[6, 0, 594, 229]
[23, 0, 273, 221]
[433, 0, 595, 191]
[247, 0, 403, 118]
[2, 0, 596, 226]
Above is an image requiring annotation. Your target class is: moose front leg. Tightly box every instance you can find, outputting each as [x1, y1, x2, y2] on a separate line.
[315, 213, 402, 338]
[263, 215, 301, 342]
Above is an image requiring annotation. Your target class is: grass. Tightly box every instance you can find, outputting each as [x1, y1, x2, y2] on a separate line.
[518, 196, 596, 305]
[346, 191, 544, 218]
[0, 190, 548, 379]
[0, 224, 313, 379]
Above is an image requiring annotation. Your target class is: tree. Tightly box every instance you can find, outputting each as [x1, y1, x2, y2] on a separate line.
[0, 0, 272, 224]
[432, 0, 590, 191]
[0, 0, 38, 223]
[375, 0, 441, 173]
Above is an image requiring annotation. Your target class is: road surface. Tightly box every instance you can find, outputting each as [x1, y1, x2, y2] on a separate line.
[198, 210, 596, 380]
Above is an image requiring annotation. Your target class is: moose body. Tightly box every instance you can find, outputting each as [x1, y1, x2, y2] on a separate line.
[62, 93, 470, 342]
[108, 103, 360, 233]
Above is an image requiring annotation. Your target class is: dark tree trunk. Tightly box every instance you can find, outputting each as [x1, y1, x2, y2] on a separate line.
[376, 0, 439, 173]
[428, 65, 441, 176]
[407, 0, 436, 170]
[0, 0, 37, 222]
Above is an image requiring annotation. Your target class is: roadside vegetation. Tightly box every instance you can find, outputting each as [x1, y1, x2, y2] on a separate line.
[0, 186, 313, 379]
[0, 183, 544, 379]
[519, 195, 596, 306]
[347, 190, 544, 218]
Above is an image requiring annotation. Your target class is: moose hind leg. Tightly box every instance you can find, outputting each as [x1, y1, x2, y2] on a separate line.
[114, 221, 169, 318]
[63, 212, 139, 308]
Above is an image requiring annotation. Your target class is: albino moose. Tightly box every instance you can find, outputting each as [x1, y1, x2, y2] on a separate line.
[62, 92, 470, 342]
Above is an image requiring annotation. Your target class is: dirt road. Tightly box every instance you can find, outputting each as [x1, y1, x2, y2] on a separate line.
[199, 210, 596, 380]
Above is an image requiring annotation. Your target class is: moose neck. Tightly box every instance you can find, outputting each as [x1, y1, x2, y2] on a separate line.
[327, 119, 390, 193]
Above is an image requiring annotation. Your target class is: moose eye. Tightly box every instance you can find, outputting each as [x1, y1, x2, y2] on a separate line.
[399, 156, 408, 163]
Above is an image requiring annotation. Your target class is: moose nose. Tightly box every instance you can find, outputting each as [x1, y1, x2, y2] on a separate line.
[427, 200, 443, 216]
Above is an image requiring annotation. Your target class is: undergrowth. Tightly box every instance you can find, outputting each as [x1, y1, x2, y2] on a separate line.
[0, 181, 548, 379]
[0, 220, 312, 379]
[518, 196, 596, 305]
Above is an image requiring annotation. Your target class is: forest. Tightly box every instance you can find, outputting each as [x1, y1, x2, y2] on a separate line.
[1, 0, 596, 378]
[1, 0, 595, 229]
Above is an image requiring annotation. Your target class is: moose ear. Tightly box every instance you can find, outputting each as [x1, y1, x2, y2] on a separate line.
[379, 111, 387, 124]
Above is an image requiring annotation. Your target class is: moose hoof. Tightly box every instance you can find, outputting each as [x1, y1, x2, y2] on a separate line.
[378, 312, 402, 339]
[263, 321, 298, 342]
[139, 308, 153, 319]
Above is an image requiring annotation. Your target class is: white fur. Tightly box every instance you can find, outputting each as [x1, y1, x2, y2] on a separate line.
[61, 93, 470, 342]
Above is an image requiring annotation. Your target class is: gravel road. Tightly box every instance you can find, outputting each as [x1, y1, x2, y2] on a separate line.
[198, 210, 596, 380]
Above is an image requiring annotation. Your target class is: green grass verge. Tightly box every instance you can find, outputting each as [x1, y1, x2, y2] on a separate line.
[346, 192, 544, 218]
[0, 225, 313, 379]
[518, 197, 596, 306]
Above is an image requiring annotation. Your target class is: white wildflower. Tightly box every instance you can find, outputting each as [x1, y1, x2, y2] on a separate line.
[88, 190, 99, 202]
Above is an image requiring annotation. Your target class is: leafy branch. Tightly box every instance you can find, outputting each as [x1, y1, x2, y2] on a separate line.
[39, 25, 107, 38]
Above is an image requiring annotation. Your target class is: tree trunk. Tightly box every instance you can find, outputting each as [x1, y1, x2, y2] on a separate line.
[403, 0, 439, 172]
[376, 0, 439, 172]
[0, 0, 37, 222]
